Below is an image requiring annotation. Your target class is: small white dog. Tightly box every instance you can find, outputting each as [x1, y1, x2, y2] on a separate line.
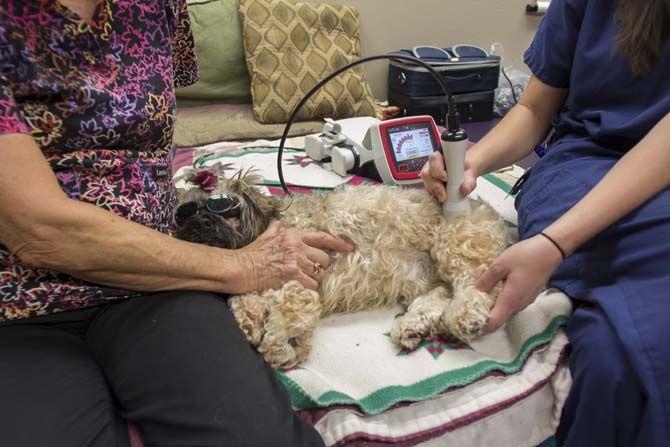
[176, 169, 509, 369]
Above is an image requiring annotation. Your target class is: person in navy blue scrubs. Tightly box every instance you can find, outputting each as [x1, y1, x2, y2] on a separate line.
[423, 0, 669, 445]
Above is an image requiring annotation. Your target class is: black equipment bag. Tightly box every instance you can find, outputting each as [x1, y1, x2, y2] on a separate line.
[387, 46, 501, 96]
[387, 46, 500, 123]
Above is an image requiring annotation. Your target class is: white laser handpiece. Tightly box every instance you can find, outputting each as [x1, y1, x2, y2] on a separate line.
[441, 130, 471, 219]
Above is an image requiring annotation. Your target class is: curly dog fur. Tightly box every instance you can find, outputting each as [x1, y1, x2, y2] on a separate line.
[177, 169, 509, 369]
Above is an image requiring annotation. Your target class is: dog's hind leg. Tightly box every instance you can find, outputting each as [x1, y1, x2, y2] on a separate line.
[429, 204, 508, 341]
[390, 286, 452, 350]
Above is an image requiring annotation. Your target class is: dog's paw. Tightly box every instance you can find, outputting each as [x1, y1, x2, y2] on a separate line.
[259, 332, 311, 370]
[391, 308, 445, 350]
[258, 338, 300, 370]
[446, 286, 493, 342]
[448, 311, 488, 342]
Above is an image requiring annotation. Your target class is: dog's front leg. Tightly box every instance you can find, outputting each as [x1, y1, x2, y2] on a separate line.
[390, 286, 452, 350]
[256, 281, 321, 369]
[229, 293, 274, 346]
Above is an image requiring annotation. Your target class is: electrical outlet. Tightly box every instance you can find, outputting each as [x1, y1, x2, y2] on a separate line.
[526, 1, 550, 14]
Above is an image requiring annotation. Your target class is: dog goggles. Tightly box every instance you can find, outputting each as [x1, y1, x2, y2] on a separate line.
[175, 194, 241, 226]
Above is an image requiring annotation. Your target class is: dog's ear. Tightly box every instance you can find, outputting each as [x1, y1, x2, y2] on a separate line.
[233, 169, 281, 219]
[209, 162, 224, 178]
[239, 191, 279, 244]
[243, 190, 280, 222]
[233, 167, 281, 231]
[252, 190, 281, 219]
[175, 187, 188, 205]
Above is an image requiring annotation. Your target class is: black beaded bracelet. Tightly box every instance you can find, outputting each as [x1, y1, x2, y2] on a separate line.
[539, 232, 566, 260]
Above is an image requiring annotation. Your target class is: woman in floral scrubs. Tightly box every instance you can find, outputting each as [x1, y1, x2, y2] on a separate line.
[0, 1, 352, 446]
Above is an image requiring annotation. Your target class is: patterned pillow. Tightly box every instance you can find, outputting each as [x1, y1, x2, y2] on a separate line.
[238, 0, 377, 124]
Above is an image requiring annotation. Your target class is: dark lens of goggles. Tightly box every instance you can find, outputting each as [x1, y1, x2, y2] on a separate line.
[452, 44, 488, 58]
[206, 194, 240, 217]
[175, 201, 198, 227]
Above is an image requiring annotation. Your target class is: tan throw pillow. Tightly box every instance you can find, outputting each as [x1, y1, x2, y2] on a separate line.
[238, 0, 377, 124]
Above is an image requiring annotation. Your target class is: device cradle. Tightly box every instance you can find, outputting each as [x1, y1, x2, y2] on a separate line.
[305, 117, 378, 178]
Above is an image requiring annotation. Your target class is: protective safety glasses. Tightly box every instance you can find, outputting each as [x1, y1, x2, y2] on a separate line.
[411, 45, 490, 61]
[175, 194, 241, 226]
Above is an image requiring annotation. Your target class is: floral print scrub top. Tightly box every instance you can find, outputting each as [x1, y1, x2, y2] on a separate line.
[0, 0, 198, 321]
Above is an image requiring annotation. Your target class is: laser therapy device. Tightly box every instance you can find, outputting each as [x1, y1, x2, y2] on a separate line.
[276, 54, 471, 219]
[304, 115, 441, 187]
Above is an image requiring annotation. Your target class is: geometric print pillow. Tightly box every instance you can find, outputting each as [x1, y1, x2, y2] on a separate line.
[238, 0, 377, 124]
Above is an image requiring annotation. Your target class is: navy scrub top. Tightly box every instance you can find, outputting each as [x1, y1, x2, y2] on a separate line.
[517, 3, 670, 443]
[524, 0, 670, 151]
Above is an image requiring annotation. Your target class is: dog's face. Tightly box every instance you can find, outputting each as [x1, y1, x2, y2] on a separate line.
[175, 170, 279, 249]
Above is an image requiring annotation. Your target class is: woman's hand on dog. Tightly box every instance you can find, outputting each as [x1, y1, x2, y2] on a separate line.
[234, 222, 356, 293]
[475, 234, 564, 333]
[420, 152, 478, 202]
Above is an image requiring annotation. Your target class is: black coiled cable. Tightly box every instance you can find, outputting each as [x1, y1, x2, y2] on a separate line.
[276, 54, 460, 195]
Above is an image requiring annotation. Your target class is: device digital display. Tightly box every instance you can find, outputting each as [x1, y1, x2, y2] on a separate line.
[389, 126, 435, 162]
[382, 120, 439, 178]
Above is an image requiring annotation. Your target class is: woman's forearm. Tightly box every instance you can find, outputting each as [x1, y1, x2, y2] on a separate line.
[469, 103, 551, 174]
[13, 197, 245, 293]
[544, 113, 670, 255]
[0, 133, 245, 294]
[468, 76, 568, 175]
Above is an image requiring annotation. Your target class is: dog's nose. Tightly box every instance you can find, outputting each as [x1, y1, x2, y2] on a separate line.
[175, 201, 198, 227]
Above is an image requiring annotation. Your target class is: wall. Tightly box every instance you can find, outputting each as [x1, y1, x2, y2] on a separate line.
[305, 0, 543, 99]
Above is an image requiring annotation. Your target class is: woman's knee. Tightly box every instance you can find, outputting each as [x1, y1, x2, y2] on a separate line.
[120, 291, 232, 324]
[0, 325, 129, 447]
[559, 306, 647, 445]
[566, 306, 640, 394]
[88, 292, 234, 347]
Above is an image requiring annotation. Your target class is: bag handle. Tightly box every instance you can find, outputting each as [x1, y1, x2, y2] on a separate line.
[443, 73, 483, 81]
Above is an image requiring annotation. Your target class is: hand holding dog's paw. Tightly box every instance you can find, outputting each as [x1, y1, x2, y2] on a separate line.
[477, 234, 563, 333]
[234, 222, 355, 293]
